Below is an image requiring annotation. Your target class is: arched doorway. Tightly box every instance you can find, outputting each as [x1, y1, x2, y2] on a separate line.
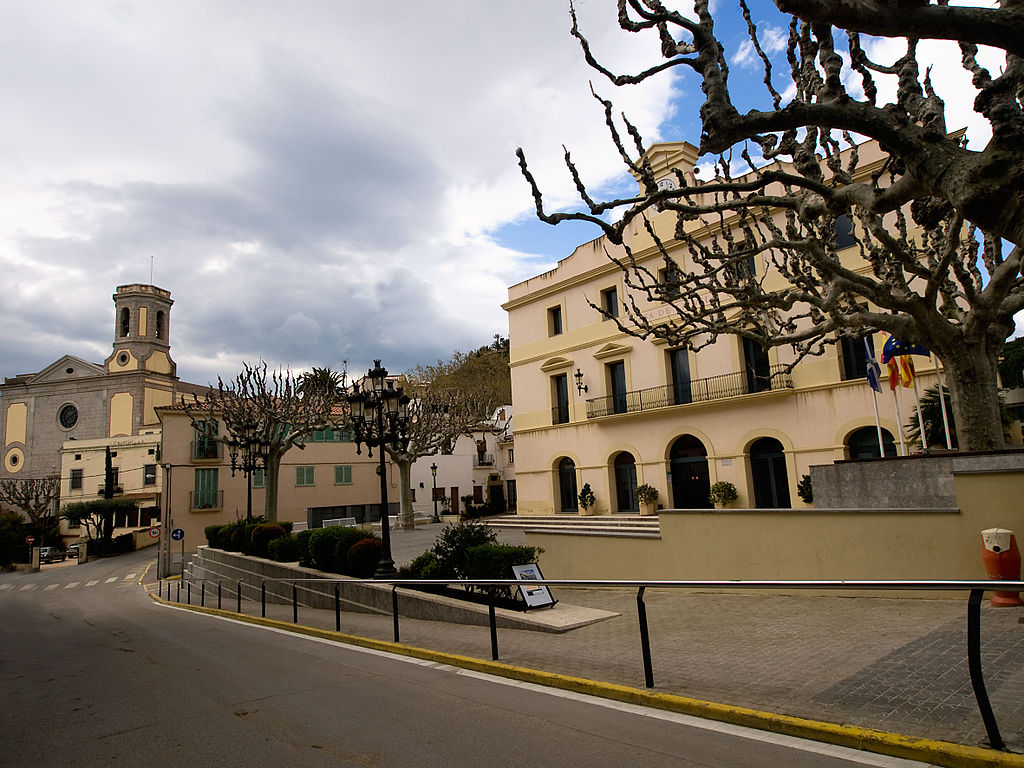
[613, 452, 638, 514]
[847, 427, 897, 459]
[670, 435, 711, 509]
[749, 437, 791, 508]
[557, 457, 578, 514]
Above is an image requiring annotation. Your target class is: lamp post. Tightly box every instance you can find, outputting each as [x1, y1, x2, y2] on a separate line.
[345, 360, 410, 578]
[227, 421, 270, 522]
[430, 462, 439, 523]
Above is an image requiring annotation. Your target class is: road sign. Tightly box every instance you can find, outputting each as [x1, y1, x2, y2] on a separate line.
[148, 527, 160, 539]
[171, 528, 185, 541]
[25, 535, 35, 546]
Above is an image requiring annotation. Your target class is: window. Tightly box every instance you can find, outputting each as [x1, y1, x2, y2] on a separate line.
[840, 334, 874, 381]
[835, 214, 856, 249]
[548, 306, 563, 336]
[669, 348, 692, 405]
[473, 485, 484, 504]
[296, 466, 315, 486]
[506, 479, 517, 510]
[607, 361, 627, 414]
[143, 464, 157, 486]
[601, 286, 619, 319]
[551, 374, 569, 424]
[334, 465, 352, 485]
[194, 420, 219, 460]
[252, 469, 265, 488]
[312, 429, 352, 442]
[70, 469, 83, 491]
[155, 310, 165, 340]
[119, 307, 130, 337]
[193, 468, 218, 509]
[659, 265, 683, 299]
[742, 338, 771, 393]
[508, 448, 514, 464]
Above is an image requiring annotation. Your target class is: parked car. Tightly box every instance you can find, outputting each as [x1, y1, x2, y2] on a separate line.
[39, 546, 66, 563]
[66, 543, 80, 559]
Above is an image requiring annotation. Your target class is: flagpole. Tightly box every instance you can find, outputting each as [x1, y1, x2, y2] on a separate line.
[934, 359, 952, 449]
[871, 389, 884, 457]
[912, 374, 928, 454]
[892, 388, 907, 456]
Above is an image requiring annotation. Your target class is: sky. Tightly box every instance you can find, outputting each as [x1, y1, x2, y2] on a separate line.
[0, 1, 1004, 387]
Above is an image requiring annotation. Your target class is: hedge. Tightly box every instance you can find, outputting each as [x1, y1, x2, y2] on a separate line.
[267, 536, 301, 563]
[346, 536, 383, 578]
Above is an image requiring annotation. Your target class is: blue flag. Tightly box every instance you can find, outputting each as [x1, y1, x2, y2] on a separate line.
[881, 336, 930, 364]
[864, 337, 882, 393]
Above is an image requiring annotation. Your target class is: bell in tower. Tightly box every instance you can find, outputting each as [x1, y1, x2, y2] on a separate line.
[104, 284, 177, 376]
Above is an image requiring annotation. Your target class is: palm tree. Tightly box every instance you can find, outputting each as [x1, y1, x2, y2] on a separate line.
[298, 367, 344, 400]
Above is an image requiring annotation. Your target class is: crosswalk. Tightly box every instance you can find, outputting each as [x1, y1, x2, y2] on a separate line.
[1, 573, 139, 592]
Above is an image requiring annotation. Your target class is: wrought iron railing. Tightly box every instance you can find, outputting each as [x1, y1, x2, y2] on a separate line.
[189, 489, 223, 511]
[586, 364, 793, 419]
[191, 440, 221, 460]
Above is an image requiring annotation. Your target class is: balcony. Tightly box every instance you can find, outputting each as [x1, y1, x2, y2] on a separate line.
[189, 489, 223, 511]
[191, 440, 221, 461]
[474, 453, 495, 467]
[585, 364, 793, 419]
[96, 485, 124, 496]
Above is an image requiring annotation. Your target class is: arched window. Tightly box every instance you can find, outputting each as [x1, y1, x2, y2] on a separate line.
[749, 437, 791, 508]
[670, 435, 711, 509]
[557, 458, 578, 514]
[613, 452, 638, 514]
[847, 427, 897, 459]
[155, 310, 165, 340]
[119, 307, 131, 337]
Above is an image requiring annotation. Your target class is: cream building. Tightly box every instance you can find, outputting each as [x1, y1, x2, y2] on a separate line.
[503, 140, 953, 517]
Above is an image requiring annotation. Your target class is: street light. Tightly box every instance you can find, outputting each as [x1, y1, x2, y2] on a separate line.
[430, 462, 439, 523]
[227, 421, 270, 522]
[345, 360, 410, 578]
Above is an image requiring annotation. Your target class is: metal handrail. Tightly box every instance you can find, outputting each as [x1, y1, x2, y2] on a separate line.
[165, 575, 1023, 751]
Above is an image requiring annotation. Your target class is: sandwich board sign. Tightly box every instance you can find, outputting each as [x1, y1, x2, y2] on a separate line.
[512, 563, 557, 609]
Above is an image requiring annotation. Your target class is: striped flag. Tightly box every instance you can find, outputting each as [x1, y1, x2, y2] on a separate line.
[864, 337, 882, 393]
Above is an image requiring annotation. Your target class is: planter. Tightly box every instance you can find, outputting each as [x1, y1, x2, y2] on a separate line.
[640, 502, 658, 516]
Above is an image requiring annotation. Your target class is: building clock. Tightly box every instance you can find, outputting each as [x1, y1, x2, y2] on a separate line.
[58, 403, 79, 429]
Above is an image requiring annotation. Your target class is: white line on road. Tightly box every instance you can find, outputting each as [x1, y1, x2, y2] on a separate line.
[85, 580, 99, 587]
[0, 584, 11, 590]
[105, 577, 118, 583]
[125, 573, 137, 579]
[64, 582, 79, 589]
[44, 584, 58, 591]
[19, 584, 35, 591]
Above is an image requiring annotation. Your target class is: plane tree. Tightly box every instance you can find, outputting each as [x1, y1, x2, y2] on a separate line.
[0, 476, 60, 543]
[516, 0, 1024, 451]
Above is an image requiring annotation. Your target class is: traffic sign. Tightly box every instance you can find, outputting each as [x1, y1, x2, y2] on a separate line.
[25, 535, 35, 546]
[148, 527, 160, 539]
[171, 528, 185, 541]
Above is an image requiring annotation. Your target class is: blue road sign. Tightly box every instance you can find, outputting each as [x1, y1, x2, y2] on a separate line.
[171, 528, 185, 541]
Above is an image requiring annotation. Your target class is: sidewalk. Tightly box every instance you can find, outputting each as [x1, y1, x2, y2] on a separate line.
[161, 522, 1024, 754]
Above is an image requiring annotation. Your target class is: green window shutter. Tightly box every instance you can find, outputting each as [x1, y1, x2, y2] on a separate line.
[252, 469, 265, 488]
[296, 466, 314, 486]
[334, 465, 352, 485]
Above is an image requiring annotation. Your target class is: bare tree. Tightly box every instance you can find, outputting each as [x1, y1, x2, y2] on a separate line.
[517, 0, 1024, 451]
[183, 362, 334, 522]
[0, 477, 60, 541]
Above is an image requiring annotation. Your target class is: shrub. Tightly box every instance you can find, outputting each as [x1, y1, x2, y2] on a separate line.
[635, 484, 659, 506]
[295, 529, 315, 567]
[331, 527, 374, 574]
[797, 474, 814, 504]
[708, 481, 738, 505]
[578, 483, 596, 511]
[464, 543, 544, 598]
[431, 521, 497, 579]
[251, 524, 287, 558]
[278, 521, 294, 534]
[400, 551, 443, 579]
[267, 535, 301, 562]
[204, 525, 225, 548]
[346, 536, 383, 578]
[307, 526, 371, 573]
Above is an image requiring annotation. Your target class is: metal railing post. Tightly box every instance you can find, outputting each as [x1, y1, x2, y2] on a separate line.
[261, 581, 266, 618]
[637, 586, 654, 688]
[335, 584, 341, 632]
[200, 581, 206, 607]
[217, 581, 222, 610]
[967, 589, 1006, 750]
[237, 580, 242, 614]
[292, 582, 298, 624]
[176, 580, 181, 602]
[187, 581, 191, 605]
[392, 586, 400, 643]
[489, 600, 499, 661]
[158, 580, 162, 598]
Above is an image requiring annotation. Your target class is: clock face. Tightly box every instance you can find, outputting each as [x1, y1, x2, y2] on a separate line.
[656, 177, 677, 192]
[58, 404, 79, 429]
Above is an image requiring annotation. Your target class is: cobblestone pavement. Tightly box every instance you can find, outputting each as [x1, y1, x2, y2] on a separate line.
[165, 524, 1024, 752]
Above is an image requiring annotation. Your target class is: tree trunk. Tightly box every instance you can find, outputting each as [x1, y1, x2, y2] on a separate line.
[264, 452, 283, 523]
[397, 457, 415, 531]
[940, 344, 1005, 452]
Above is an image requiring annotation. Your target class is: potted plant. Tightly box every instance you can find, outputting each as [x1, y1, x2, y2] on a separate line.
[578, 483, 596, 515]
[797, 474, 814, 506]
[635, 483, 660, 515]
[708, 480, 738, 509]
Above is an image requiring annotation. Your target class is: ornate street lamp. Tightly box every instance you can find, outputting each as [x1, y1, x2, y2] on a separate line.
[227, 421, 270, 522]
[345, 360, 410, 578]
[430, 462, 439, 523]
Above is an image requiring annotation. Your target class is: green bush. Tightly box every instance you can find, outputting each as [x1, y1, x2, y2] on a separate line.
[279, 521, 294, 534]
[251, 524, 287, 558]
[204, 525, 225, 548]
[267, 535, 301, 562]
[331, 527, 374, 574]
[400, 551, 443, 579]
[220, 521, 246, 552]
[431, 521, 498, 579]
[464, 543, 544, 598]
[295, 529, 315, 567]
[346, 536, 383, 578]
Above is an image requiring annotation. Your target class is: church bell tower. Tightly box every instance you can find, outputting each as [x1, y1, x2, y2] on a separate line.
[104, 284, 177, 377]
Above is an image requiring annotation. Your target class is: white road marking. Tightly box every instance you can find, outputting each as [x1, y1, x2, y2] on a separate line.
[65, 582, 79, 589]
[19, 584, 35, 591]
[125, 573, 137, 579]
[105, 577, 118, 583]
[0, 584, 12, 590]
[44, 584, 58, 591]
[85, 580, 99, 587]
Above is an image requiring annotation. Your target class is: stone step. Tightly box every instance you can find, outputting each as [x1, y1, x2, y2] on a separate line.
[482, 515, 660, 538]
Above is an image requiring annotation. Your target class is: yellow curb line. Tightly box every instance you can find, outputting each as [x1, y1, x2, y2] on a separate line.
[148, 593, 1022, 768]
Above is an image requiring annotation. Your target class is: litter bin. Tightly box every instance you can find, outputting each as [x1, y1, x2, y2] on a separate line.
[980, 528, 1024, 607]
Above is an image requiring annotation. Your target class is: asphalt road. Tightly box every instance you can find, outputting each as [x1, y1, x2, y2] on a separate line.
[0, 550, 932, 768]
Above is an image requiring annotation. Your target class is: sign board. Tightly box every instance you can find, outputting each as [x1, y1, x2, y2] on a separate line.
[25, 535, 35, 546]
[148, 527, 161, 539]
[512, 563, 557, 610]
[171, 528, 185, 541]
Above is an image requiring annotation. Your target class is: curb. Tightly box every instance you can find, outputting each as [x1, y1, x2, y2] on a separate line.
[148, 593, 1023, 768]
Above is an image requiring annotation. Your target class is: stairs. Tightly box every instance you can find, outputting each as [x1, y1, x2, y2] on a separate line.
[483, 514, 660, 539]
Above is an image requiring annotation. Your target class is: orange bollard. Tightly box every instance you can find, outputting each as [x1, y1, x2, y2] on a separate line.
[980, 528, 1024, 607]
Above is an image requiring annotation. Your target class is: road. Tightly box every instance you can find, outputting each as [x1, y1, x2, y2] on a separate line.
[0, 550, 932, 768]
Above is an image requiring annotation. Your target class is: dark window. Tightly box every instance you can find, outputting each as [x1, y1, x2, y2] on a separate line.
[670, 435, 711, 509]
[548, 306, 563, 336]
[659, 265, 683, 299]
[70, 469, 83, 491]
[552, 374, 570, 424]
[835, 214, 856, 249]
[669, 348, 691, 405]
[506, 479, 517, 511]
[155, 310, 165, 339]
[848, 427, 898, 459]
[613, 452, 638, 513]
[601, 287, 619, 319]
[557, 458, 578, 513]
[120, 307, 131, 337]
[750, 437, 791, 508]
[840, 334, 874, 381]
[607, 361, 627, 414]
[743, 338, 771, 393]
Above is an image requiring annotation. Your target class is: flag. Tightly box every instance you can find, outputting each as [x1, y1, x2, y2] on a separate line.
[864, 337, 882, 393]
[898, 355, 916, 388]
[880, 336, 930, 364]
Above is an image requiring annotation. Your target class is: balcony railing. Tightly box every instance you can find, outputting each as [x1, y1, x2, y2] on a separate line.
[474, 453, 495, 467]
[191, 440, 221, 461]
[97, 485, 124, 496]
[189, 490, 223, 511]
[585, 364, 793, 419]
